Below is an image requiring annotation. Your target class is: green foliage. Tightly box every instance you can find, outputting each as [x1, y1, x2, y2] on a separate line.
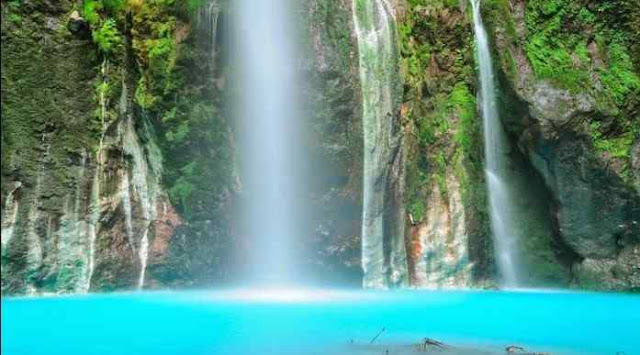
[82, 0, 103, 27]
[8, 13, 22, 24]
[312, 0, 353, 70]
[92, 19, 122, 55]
[483, 0, 516, 40]
[598, 42, 640, 106]
[185, 0, 208, 11]
[168, 162, 199, 215]
[523, 0, 640, 105]
[408, 198, 426, 222]
[96, 80, 112, 98]
[451, 83, 476, 152]
[401, 0, 487, 227]
[135, 77, 157, 109]
[519, 0, 640, 177]
[589, 120, 634, 177]
[577, 8, 596, 25]
[102, 0, 124, 12]
[525, 32, 590, 91]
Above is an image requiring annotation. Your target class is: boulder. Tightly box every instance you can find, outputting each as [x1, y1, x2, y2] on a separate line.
[67, 11, 90, 39]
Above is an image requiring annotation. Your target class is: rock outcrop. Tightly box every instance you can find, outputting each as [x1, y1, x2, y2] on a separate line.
[485, 0, 640, 290]
[0, 1, 184, 294]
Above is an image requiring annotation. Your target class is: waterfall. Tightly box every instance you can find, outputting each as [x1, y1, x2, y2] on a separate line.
[233, 0, 301, 284]
[119, 77, 161, 290]
[197, 0, 220, 58]
[84, 64, 107, 293]
[122, 115, 158, 290]
[121, 172, 135, 251]
[470, 0, 519, 286]
[1, 183, 21, 249]
[353, 0, 407, 288]
[83, 168, 100, 293]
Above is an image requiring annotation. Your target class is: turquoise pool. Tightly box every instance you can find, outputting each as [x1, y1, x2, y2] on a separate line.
[2, 289, 639, 354]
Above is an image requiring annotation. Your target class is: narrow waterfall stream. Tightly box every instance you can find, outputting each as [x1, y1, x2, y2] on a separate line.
[470, 0, 519, 286]
[353, 0, 407, 288]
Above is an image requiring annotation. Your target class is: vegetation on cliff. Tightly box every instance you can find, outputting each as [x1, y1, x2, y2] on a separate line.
[400, 0, 492, 284]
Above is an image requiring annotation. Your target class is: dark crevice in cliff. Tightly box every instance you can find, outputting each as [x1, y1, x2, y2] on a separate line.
[492, 65, 578, 286]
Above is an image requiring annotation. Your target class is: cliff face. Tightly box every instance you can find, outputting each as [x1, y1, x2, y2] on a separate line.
[302, 0, 364, 284]
[0, 0, 367, 293]
[0, 0, 239, 294]
[0, 0, 182, 294]
[483, 0, 640, 289]
[398, 0, 639, 290]
[1, 0, 638, 294]
[399, 1, 492, 287]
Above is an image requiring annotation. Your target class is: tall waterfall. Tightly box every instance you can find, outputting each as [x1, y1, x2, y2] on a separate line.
[233, 0, 302, 284]
[353, 0, 407, 288]
[470, 0, 519, 286]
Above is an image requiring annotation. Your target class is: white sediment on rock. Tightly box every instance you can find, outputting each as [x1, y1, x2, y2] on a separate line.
[353, 0, 407, 288]
[1, 183, 21, 250]
[119, 79, 161, 290]
[413, 174, 471, 288]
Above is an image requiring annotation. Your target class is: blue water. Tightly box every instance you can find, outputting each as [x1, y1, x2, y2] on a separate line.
[2, 289, 639, 354]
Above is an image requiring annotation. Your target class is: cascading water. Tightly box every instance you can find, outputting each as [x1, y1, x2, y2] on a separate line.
[470, 0, 519, 286]
[353, 0, 407, 288]
[197, 1, 219, 58]
[119, 77, 161, 290]
[233, 0, 302, 284]
[0, 182, 21, 250]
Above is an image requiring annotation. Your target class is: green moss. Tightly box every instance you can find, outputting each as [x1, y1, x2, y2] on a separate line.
[481, 0, 639, 178]
[483, 0, 516, 40]
[598, 42, 640, 106]
[522, 0, 640, 103]
[401, 0, 488, 235]
[313, 0, 353, 70]
[525, 32, 590, 91]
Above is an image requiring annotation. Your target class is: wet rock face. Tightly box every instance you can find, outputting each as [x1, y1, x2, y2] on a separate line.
[0, 1, 181, 295]
[408, 173, 471, 288]
[486, 0, 640, 289]
[573, 244, 640, 291]
[633, 141, 640, 192]
[67, 11, 90, 39]
[511, 82, 636, 269]
[301, 0, 364, 285]
[550, 138, 629, 259]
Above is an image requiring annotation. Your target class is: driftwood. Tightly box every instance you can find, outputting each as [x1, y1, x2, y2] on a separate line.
[370, 327, 386, 344]
[506, 346, 525, 353]
[421, 337, 447, 351]
[505, 345, 551, 355]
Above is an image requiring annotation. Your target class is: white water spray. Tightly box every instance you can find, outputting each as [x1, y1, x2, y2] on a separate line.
[234, 0, 302, 284]
[470, 0, 519, 286]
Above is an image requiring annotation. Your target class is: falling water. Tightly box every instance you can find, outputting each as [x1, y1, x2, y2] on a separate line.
[353, 0, 406, 288]
[233, 0, 301, 284]
[84, 66, 107, 293]
[83, 168, 100, 293]
[0, 183, 21, 250]
[197, 1, 219, 58]
[470, 0, 519, 286]
[119, 77, 161, 290]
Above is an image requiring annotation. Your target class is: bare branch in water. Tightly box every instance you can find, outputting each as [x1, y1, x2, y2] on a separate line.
[370, 327, 386, 344]
[421, 338, 447, 351]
